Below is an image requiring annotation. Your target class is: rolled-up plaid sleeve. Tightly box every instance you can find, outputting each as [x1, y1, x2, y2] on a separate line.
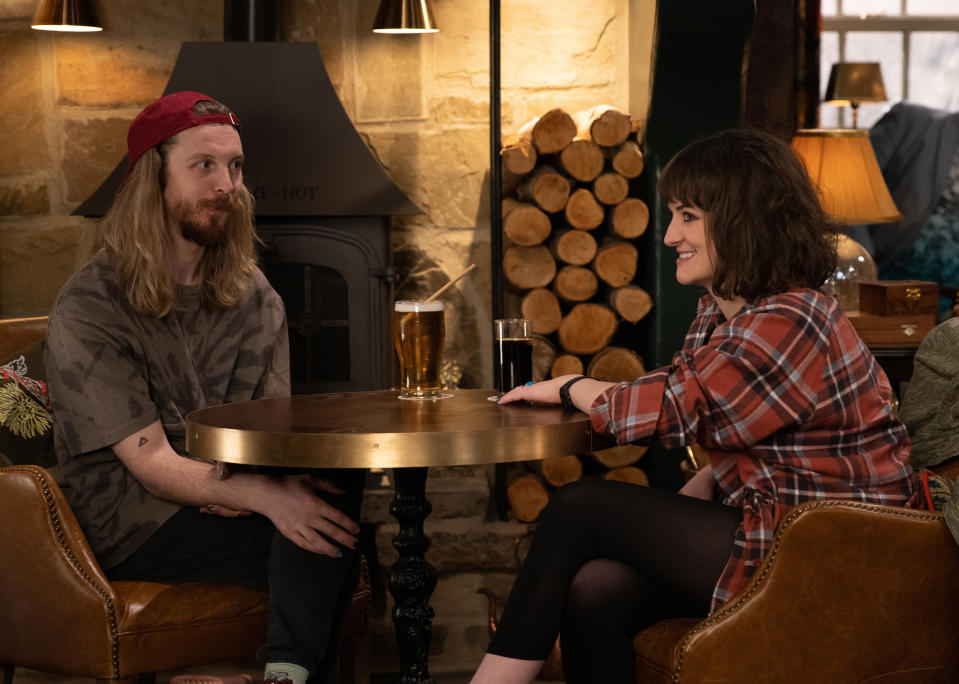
[590, 308, 826, 450]
[590, 370, 670, 444]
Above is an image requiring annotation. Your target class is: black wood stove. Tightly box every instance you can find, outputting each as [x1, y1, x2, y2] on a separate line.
[74, 39, 420, 396]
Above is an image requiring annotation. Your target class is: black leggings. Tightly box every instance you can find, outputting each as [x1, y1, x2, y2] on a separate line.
[488, 478, 741, 683]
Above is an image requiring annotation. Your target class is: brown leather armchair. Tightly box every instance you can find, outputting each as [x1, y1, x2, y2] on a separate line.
[633, 498, 959, 682]
[0, 318, 371, 684]
[0, 464, 371, 684]
[483, 449, 959, 682]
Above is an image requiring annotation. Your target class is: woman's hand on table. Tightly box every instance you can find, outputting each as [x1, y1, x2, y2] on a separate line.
[499, 374, 617, 414]
[497, 376, 568, 405]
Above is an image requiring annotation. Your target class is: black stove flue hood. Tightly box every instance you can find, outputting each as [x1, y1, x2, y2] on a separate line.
[74, 41, 421, 217]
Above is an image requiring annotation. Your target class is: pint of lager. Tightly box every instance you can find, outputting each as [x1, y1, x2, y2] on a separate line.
[393, 300, 445, 398]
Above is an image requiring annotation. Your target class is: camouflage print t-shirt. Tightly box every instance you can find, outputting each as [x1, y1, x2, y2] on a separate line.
[44, 250, 290, 570]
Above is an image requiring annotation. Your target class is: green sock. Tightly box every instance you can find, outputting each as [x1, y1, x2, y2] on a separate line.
[263, 662, 309, 684]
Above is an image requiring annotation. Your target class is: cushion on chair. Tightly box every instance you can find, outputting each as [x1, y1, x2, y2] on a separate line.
[633, 500, 959, 683]
[0, 341, 56, 469]
[113, 580, 268, 677]
[113, 557, 371, 676]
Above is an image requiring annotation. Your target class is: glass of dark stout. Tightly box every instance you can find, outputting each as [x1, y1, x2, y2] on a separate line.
[493, 318, 533, 396]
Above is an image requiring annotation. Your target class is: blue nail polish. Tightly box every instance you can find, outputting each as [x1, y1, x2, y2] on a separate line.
[525, 381, 534, 386]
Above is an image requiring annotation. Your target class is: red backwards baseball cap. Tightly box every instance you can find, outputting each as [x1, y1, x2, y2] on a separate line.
[126, 91, 241, 168]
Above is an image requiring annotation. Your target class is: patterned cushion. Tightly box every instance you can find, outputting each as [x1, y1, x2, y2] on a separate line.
[0, 341, 56, 468]
[917, 469, 953, 511]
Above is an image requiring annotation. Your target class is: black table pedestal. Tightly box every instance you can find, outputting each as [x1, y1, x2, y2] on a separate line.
[388, 466, 438, 684]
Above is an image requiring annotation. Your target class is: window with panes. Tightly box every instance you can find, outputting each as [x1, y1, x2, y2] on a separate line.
[820, 0, 959, 128]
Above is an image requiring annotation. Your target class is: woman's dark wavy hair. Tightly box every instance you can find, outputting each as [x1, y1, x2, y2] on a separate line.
[657, 128, 840, 301]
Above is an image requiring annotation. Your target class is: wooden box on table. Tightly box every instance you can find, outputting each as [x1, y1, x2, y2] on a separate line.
[849, 280, 937, 348]
[858, 280, 938, 317]
[846, 311, 935, 347]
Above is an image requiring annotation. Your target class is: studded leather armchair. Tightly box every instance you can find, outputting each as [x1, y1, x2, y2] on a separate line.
[0, 464, 371, 684]
[633, 496, 959, 682]
[0, 319, 372, 684]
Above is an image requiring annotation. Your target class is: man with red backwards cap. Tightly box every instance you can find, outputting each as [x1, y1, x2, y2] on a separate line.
[44, 91, 363, 684]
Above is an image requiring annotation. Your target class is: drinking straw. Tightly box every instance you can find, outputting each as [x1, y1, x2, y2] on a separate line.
[397, 263, 478, 326]
[424, 263, 478, 302]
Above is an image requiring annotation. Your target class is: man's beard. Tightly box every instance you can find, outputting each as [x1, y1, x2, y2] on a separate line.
[169, 196, 237, 248]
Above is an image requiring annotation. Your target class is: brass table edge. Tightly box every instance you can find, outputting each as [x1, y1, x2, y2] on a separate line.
[187, 420, 599, 469]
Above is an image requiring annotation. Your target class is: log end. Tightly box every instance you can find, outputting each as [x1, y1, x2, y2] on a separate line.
[541, 454, 584, 487]
[592, 444, 647, 469]
[590, 109, 632, 147]
[587, 346, 646, 383]
[504, 245, 557, 290]
[603, 466, 649, 487]
[564, 188, 604, 231]
[558, 303, 618, 355]
[551, 353, 585, 378]
[532, 108, 577, 154]
[553, 265, 599, 303]
[522, 288, 563, 335]
[594, 242, 638, 288]
[507, 475, 550, 522]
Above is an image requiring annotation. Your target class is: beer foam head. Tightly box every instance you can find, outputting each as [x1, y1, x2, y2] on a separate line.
[395, 300, 444, 312]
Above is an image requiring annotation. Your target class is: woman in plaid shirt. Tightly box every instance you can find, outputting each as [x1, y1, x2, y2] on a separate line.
[472, 129, 918, 684]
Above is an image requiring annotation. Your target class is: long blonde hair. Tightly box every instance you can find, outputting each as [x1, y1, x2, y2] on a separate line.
[100, 100, 258, 318]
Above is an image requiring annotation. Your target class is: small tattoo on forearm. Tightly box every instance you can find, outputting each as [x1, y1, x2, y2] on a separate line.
[138, 437, 148, 447]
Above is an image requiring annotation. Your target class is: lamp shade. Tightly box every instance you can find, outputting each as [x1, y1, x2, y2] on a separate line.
[372, 0, 438, 33]
[791, 128, 902, 224]
[824, 62, 887, 106]
[32, 0, 101, 32]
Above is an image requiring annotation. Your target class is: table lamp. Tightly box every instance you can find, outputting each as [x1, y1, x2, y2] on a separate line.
[791, 128, 902, 310]
[824, 62, 887, 129]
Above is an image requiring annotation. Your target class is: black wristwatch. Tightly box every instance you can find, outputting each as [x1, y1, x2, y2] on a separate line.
[559, 375, 588, 410]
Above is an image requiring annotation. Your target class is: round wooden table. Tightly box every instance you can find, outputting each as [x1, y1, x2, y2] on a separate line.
[186, 389, 608, 683]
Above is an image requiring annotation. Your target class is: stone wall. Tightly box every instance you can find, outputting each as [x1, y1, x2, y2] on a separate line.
[0, 0, 223, 315]
[0, 0, 652, 388]
[0, 0, 654, 674]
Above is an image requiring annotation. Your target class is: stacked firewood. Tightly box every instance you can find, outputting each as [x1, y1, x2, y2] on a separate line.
[500, 105, 653, 521]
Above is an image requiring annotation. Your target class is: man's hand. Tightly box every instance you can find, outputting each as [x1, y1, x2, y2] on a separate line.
[113, 420, 358, 558]
[259, 473, 359, 557]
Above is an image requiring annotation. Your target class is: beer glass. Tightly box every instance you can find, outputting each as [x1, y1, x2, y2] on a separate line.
[393, 300, 445, 398]
[493, 318, 533, 396]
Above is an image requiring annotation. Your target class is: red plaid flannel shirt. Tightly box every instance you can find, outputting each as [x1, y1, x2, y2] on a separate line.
[590, 289, 917, 611]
